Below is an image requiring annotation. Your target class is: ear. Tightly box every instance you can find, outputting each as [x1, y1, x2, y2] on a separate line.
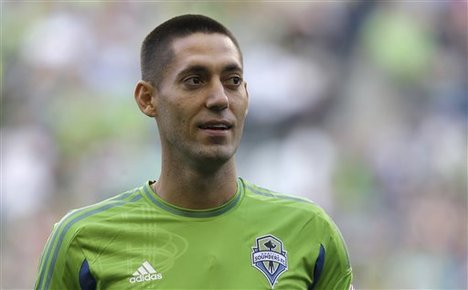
[134, 80, 157, 117]
[244, 81, 249, 116]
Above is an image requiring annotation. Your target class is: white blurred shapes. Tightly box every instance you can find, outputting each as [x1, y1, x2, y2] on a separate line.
[21, 13, 92, 68]
[3, 127, 55, 219]
[242, 127, 336, 210]
[417, 115, 465, 180]
[245, 46, 328, 122]
[83, 42, 138, 95]
[279, 127, 336, 209]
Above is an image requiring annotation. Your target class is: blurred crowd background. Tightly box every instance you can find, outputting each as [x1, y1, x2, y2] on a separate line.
[2, 1, 467, 289]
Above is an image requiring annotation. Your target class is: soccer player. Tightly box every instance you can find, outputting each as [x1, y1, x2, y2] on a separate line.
[35, 14, 353, 290]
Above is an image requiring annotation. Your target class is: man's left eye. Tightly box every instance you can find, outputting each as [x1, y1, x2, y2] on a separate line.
[225, 76, 242, 86]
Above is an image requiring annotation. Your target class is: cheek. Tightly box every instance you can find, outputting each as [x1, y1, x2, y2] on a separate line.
[161, 100, 193, 132]
[232, 97, 249, 120]
[157, 100, 180, 131]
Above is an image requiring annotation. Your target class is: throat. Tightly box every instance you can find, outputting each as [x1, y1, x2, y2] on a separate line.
[153, 165, 238, 210]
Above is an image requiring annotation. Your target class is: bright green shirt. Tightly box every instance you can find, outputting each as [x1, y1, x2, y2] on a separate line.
[35, 178, 353, 290]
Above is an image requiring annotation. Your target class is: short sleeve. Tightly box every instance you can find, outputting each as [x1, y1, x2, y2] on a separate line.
[34, 220, 85, 290]
[314, 216, 353, 290]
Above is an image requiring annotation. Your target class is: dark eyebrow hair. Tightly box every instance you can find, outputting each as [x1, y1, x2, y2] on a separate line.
[224, 63, 243, 74]
[176, 65, 209, 79]
[176, 63, 243, 80]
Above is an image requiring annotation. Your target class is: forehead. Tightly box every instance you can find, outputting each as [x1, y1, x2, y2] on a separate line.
[168, 33, 242, 72]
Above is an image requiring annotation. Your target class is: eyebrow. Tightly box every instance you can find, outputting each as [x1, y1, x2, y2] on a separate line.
[176, 63, 243, 79]
[223, 63, 243, 74]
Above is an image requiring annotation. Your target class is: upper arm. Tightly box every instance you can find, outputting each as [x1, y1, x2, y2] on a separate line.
[313, 218, 353, 290]
[35, 222, 85, 290]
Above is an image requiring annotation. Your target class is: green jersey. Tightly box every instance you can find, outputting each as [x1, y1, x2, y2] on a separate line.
[35, 178, 352, 290]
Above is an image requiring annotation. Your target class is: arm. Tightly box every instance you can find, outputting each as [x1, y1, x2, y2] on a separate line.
[311, 217, 353, 290]
[35, 220, 89, 290]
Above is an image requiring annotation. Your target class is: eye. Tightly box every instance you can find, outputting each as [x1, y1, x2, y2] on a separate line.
[224, 76, 243, 88]
[183, 76, 203, 88]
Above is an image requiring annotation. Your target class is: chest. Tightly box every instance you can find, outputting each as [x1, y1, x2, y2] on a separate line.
[80, 217, 318, 289]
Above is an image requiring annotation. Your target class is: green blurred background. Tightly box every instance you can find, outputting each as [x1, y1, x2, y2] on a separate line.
[2, 1, 467, 289]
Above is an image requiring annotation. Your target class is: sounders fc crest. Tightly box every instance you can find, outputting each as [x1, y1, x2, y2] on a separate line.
[251, 235, 288, 288]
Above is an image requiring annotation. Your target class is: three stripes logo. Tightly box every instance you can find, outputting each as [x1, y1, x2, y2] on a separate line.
[129, 261, 163, 284]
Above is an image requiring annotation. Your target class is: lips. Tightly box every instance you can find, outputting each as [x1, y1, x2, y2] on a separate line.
[198, 120, 233, 130]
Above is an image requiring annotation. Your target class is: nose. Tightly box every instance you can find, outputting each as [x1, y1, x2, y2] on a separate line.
[205, 80, 229, 111]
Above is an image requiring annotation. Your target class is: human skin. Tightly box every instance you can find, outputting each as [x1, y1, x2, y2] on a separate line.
[134, 32, 249, 210]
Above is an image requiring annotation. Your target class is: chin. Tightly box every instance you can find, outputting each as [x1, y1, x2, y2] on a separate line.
[200, 151, 234, 163]
[193, 146, 236, 166]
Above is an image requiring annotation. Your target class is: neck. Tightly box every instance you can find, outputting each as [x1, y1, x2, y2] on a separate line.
[153, 158, 238, 210]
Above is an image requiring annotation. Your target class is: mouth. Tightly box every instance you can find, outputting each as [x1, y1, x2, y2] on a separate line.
[198, 121, 233, 131]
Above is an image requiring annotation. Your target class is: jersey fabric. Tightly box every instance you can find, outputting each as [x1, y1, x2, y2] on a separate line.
[35, 178, 353, 290]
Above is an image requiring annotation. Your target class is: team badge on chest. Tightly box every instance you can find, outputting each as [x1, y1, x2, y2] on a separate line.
[251, 235, 288, 288]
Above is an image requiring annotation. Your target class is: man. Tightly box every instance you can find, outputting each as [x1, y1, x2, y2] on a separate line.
[35, 14, 353, 290]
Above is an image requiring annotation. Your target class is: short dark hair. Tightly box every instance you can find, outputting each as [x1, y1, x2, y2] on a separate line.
[140, 14, 242, 87]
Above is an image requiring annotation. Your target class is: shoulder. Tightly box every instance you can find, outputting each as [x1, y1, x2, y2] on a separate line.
[35, 186, 145, 288]
[239, 178, 347, 245]
[53, 186, 144, 243]
[240, 178, 331, 220]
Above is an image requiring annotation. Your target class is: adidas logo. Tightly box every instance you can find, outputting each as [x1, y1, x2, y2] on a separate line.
[129, 261, 163, 284]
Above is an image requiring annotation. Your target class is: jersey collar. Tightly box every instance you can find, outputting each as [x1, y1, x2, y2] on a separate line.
[142, 178, 244, 218]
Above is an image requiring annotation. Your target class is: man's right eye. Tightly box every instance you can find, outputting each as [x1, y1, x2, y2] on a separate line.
[184, 76, 203, 87]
